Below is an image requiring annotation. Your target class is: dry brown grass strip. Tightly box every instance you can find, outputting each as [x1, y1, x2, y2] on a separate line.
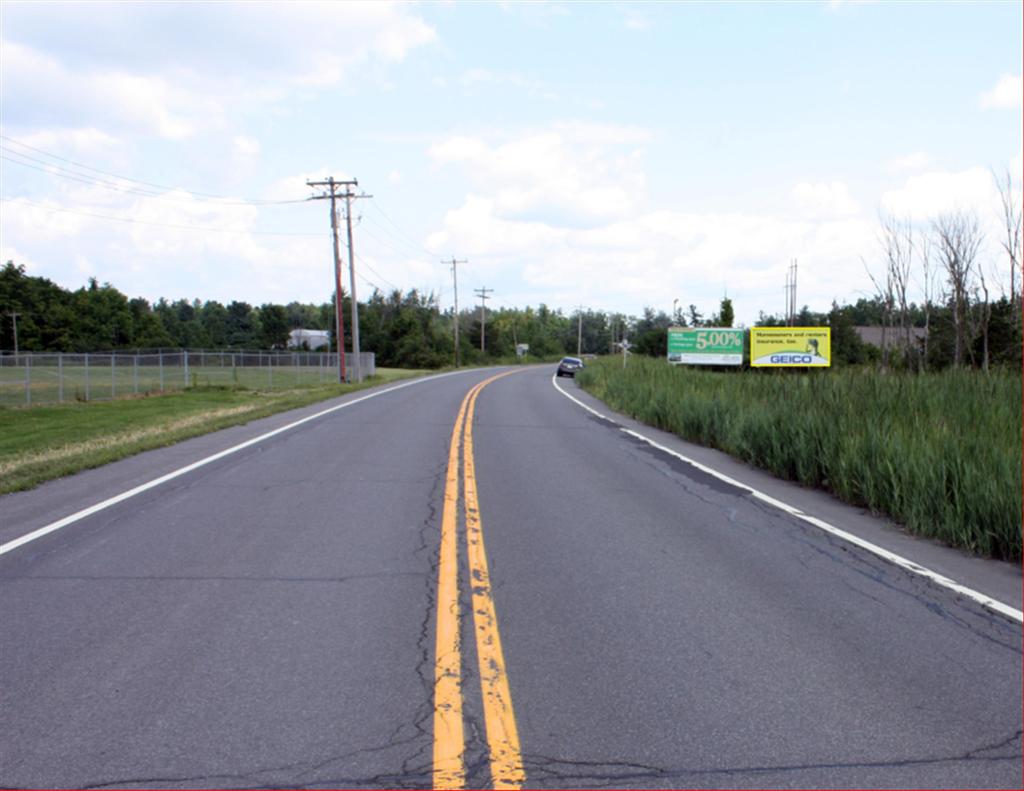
[0, 404, 259, 477]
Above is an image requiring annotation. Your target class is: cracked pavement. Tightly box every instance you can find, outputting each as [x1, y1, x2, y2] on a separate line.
[1, 366, 1021, 789]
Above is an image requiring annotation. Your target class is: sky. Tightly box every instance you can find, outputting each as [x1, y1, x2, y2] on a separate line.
[1, 0, 1021, 326]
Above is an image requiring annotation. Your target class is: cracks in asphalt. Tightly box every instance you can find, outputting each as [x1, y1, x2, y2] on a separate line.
[622, 434, 748, 498]
[512, 729, 1023, 789]
[50, 456, 455, 791]
[12, 729, 1020, 791]
[753, 497, 1024, 653]
[398, 453, 449, 783]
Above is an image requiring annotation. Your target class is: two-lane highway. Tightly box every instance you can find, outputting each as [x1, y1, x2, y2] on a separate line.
[1, 366, 1020, 789]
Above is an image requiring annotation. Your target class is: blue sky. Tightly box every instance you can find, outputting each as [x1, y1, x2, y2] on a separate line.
[2, 1, 1021, 325]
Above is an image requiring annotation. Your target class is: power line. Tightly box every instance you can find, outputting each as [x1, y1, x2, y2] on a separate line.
[2, 152, 307, 207]
[367, 199, 437, 257]
[354, 252, 401, 292]
[0, 135, 306, 206]
[0, 196, 322, 236]
[357, 219, 436, 261]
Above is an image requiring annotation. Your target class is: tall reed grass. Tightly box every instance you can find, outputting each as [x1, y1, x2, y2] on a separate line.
[578, 357, 1022, 561]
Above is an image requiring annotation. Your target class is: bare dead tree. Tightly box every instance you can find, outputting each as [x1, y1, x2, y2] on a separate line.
[974, 268, 993, 371]
[880, 213, 915, 366]
[915, 234, 938, 371]
[932, 210, 983, 367]
[863, 252, 894, 368]
[865, 212, 914, 369]
[993, 167, 1021, 330]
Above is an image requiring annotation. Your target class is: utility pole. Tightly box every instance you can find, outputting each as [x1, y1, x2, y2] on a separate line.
[7, 311, 19, 357]
[784, 258, 798, 326]
[445, 258, 467, 366]
[474, 287, 493, 353]
[307, 177, 347, 383]
[577, 305, 584, 356]
[341, 180, 371, 382]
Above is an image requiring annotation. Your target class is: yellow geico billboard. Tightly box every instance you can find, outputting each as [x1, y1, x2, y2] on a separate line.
[750, 327, 831, 367]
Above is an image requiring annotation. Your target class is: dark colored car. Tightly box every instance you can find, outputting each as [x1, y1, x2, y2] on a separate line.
[556, 356, 584, 377]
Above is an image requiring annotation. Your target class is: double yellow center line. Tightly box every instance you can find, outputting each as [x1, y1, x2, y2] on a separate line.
[433, 371, 525, 790]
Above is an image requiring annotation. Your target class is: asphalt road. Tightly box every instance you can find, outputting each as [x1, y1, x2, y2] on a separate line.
[1, 366, 1020, 789]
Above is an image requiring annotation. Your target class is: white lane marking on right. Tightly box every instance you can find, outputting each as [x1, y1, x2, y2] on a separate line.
[551, 375, 1023, 624]
[0, 369, 478, 557]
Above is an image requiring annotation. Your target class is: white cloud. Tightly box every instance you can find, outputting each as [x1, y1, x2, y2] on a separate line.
[880, 166, 1019, 294]
[792, 181, 860, 219]
[428, 192, 874, 323]
[880, 167, 999, 219]
[429, 122, 650, 223]
[888, 151, 930, 172]
[457, 68, 557, 100]
[4, 3, 437, 139]
[2, 197, 92, 240]
[232, 136, 261, 158]
[980, 74, 1023, 109]
[423, 123, 885, 320]
[623, 13, 651, 31]
[0, 245, 43, 275]
[1, 189, 337, 305]
[2, 39, 216, 139]
[16, 127, 121, 155]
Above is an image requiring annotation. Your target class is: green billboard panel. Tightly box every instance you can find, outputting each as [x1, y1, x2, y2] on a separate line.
[667, 327, 744, 366]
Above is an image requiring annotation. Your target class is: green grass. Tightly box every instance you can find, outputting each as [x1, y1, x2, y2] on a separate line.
[578, 357, 1022, 561]
[0, 368, 428, 495]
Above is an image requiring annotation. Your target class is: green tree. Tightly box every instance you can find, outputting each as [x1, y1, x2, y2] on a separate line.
[718, 297, 735, 328]
[226, 301, 259, 347]
[69, 280, 134, 350]
[258, 303, 290, 348]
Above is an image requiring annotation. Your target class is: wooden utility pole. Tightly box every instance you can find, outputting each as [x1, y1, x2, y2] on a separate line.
[445, 258, 467, 366]
[577, 305, 584, 356]
[474, 287, 493, 352]
[6, 311, 19, 357]
[307, 177, 348, 383]
[341, 180, 371, 382]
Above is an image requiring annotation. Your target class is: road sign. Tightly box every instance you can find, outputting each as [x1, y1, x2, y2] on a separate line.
[667, 327, 744, 366]
[750, 327, 831, 367]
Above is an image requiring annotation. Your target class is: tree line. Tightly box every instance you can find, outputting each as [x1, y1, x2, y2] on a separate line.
[3, 225, 1020, 372]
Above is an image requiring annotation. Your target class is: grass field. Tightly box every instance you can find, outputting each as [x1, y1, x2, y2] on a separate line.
[577, 356, 1022, 561]
[0, 368, 428, 495]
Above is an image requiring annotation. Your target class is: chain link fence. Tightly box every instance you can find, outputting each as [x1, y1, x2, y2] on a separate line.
[0, 349, 375, 407]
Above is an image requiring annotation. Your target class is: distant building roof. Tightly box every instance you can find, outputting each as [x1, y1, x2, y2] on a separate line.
[854, 326, 927, 347]
[288, 329, 330, 349]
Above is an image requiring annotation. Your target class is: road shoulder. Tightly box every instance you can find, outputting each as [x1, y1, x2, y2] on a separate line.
[557, 377, 1022, 616]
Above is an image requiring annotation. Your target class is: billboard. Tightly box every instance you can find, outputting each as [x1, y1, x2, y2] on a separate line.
[750, 327, 831, 367]
[667, 327, 744, 366]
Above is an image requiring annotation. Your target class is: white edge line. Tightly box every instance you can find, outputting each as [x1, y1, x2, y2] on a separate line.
[551, 374, 1023, 624]
[0, 369, 476, 557]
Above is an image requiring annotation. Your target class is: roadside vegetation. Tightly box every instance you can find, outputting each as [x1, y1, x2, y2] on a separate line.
[0, 369, 426, 495]
[578, 356, 1022, 562]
